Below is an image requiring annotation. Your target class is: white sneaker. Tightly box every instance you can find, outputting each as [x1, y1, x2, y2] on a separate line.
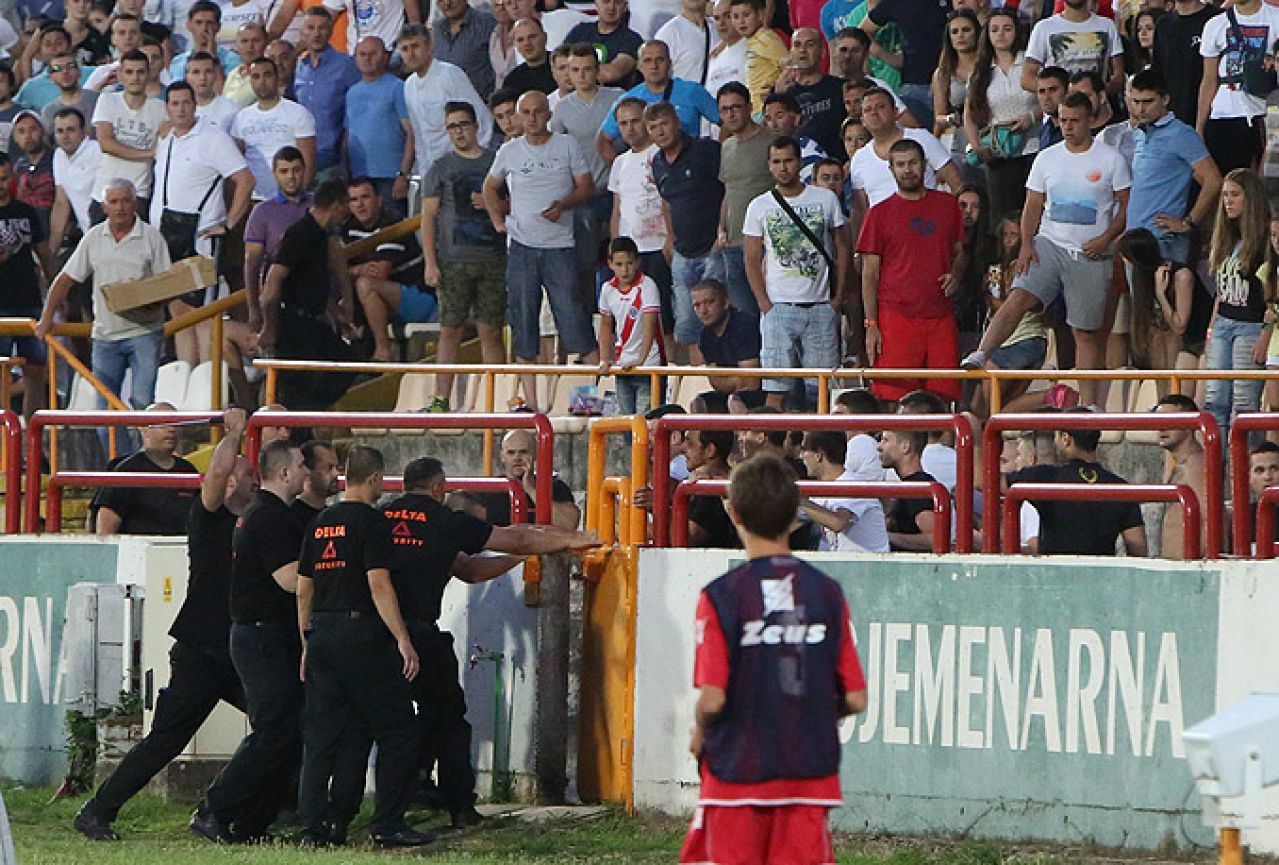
[960, 350, 986, 370]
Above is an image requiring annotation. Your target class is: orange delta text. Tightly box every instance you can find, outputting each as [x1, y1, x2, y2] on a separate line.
[384, 509, 428, 522]
[314, 525, 347, 539]
[393, 537, 425, 547]
[312, 560, 347, 570]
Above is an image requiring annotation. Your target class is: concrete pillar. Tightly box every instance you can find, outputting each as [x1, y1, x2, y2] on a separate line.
[533, 551, 572, 803]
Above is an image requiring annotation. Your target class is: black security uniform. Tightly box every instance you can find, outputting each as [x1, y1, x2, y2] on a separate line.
[297, 501, 419, 839]
[94, 450, 198, 534]
[382, 492, 494, 815]
[200, 489, 304, 838]
[81, 499, 247, 825]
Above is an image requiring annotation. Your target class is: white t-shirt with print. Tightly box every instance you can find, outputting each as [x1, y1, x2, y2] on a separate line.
[230, 98, 317, 199]
[325, 0, 406, 54]
[1200, 6, 1279, 120]
[743, 184, 845, 303]
[196, 95, 243, 133]
[1025, 13, 1123, 80]
[705, 38, 746, 99]
[1027, 138, 1131, 255]
[599, 274, 664, 367]
[218, 0, 267, 49]
[811, 470, 891, 553]
[848, 127, 952, 207]
[607, 143, 667, 254]
[91, 92, 169, 198]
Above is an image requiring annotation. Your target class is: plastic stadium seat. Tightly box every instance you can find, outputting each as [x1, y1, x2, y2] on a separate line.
[675, 375, 714, 410]
[67, 374, 99, 411]
[179, 362, 228, 411]
[154, 361, 191, 409]
[1125, 377, 1164, 446]
[1099, 371, 1131, 444]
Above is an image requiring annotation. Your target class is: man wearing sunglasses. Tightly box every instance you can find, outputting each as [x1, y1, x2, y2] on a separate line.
[39, 51, 99, 134]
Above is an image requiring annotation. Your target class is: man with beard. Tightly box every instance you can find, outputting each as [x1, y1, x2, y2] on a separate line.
[293, 439, 340, 523]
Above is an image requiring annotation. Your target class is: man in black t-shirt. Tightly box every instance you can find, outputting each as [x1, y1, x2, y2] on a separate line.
[1008, 420, 1148, 557]
[691, 278, 764, 412]
[295, 446, 431, 849]
[96, 401, 198, 535]
[878, 428, 939, 552]
[1152, 0, 1218, 126]
[193, 439, 307, 845]
[76, 409, 258, 842]
[292, 439, 340, 526]
[772, 28, 847, 158]
[0, 152, 53, 418]
[381, 456, 595, 828]
[480, 429, 581, 528]
[684, 429, 739, 548]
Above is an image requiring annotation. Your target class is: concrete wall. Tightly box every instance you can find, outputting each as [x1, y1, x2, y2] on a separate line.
[632, 550, 1274, 852]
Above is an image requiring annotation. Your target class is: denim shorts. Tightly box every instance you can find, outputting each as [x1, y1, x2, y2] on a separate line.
[0, 307, 46, 364]
[989, 336, 1048, 371]
[506, 240, 596, 360]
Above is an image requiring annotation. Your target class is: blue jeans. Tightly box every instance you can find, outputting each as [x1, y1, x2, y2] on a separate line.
[718, 245, 760, 316]
[671, 249, 725, 345]
[507, 240, 596, 361]
[1204, 316, 1264, 446]
[615, 372, 663, 416]
[760, 302, 838, 393]
[899, 83, 934, 133]
[92, 330, 163, 453]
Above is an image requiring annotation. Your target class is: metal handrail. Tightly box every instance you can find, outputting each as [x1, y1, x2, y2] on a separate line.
[1, 409, 20, 534]
[1003, 482, 1202, 559]
[585, 415, 648, 543]
[1228, 415, 1279, 554]
[1256, 487, 1279, 560]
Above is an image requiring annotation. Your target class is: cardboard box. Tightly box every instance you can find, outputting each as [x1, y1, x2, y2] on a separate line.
[101, 256, 217, 314]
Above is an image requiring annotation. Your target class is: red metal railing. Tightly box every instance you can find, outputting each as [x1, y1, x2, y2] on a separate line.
[652, 413, 975, 550]
[983, 412, 1222, 558]
[1256, 487, 1279, 560]
[1229, 415, 1279, 555]
[670, 478, 952, 553]
[244, 411, 555, 525]
[3, 409, 23, 534]
[1003, 483, 1201, 559]
[24, 410, 223, 533]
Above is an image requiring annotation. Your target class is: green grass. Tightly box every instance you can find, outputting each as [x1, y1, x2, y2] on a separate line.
[1, 785, 1197, 865]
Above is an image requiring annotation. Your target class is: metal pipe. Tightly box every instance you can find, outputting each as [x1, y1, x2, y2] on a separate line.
[1257, 487, 1279, 560]
[1, 410, 20, 534]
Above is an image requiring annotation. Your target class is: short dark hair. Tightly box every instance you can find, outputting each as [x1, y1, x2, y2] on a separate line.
[614, 95, 647, 117]
[716, 81, 750, 104]
[834, 26, 870, 48]
[272, 145, 304, 167]
[1128, 68, 1168, 96]
[345, 445, 384, 486]
[0, 66, 14, 92]
[814, 157, 843, 175]
[1068, 69, 1105, 93]
[747, 405, 787, 448]
[248, 55, 278, 73]
[608, 236, 639, 258]
[120, 48, 149, 66]
[488, 87, 519, 110]
[398, 22, 431, 43]
[301, 440, 335, 469]
[314, 177, 348, 209]
[890, 428, 929, 455]
[1157, 393, 1199, 413]
[188, 0, 221, 20]
[38, 23, 69, 41]
[551, 43, 572, 60]
[888, 138, 925, 162]
[803, 430, 846, 465]
[1062, 407, 1101, 452]
[259, 439, 299, 479]
[763, 91, 800, 114]
[346, 175, 378, 195]
[1061, 90, 1095, 115]
[1252, 441, 1279, 457]
[834, 388, 880, 414]
[690, 278, 727, 297]
[165, 80, 195, 101]
[568, 41, 597, 59]
[860, 86, 895, 108]
[52, 106, 86, 128]
[729, 0, 764, 9]
[729, 454, 799, 540]
[768, 135, 801, 159]
[899, 389, 946, 414]
[404, 456, 446, 490]
[643, 100, 679, 123]
[694, 428, 735, 462]
[1037, 65, 1070, 87]
[187, 50, 219, 67]
[443, 100, 475, 124]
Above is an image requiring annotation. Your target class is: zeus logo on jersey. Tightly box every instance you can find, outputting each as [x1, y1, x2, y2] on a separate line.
[740, 621, 827, 646]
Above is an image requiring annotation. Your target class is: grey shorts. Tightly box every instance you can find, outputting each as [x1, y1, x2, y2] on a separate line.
[1014, 235, 1112, 331]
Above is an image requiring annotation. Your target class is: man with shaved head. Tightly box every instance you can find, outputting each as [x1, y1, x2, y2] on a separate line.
[480, 429, 581, 528]
[93, 402, 200, 535]
[771, 26, 848, 158]
[504, 17, 555, 95]
[597, 39, 719, 162]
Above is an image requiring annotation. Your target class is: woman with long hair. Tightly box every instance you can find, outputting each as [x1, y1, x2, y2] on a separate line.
[932, 10, 981, 173]
[963, 9, 1039, 218]
[1124, 9, 1161, 74]
[1205, 169, 1273, 442]
[1116, 228, 1212, 396]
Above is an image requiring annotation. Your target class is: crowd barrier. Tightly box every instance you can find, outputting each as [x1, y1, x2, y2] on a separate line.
[1, 409, 20, 534]
[1003, 483, 1202, 559]
[585, 416, 648, 546]
[1228, 414, 1279, 554]
[0, 356, 23, 413]
[669, 478, 952, 553]
[1256, 488, 1279, 560]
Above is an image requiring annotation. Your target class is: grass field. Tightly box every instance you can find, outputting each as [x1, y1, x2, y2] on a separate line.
[3, 785, 1202, 865]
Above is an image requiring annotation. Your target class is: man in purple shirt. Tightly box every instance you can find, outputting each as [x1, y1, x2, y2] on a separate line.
[292, 7, 359, 173]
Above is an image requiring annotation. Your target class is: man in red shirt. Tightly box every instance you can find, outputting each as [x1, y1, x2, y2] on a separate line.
[856, 138, 965, 405]
[681, 455, 868, 865]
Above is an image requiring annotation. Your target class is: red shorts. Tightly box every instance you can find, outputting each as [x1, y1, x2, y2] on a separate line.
[872, 308, 962, 403]
[678, 804, 835, 865]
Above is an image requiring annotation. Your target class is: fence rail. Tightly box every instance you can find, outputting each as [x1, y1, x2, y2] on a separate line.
[1, 409, 21, 534]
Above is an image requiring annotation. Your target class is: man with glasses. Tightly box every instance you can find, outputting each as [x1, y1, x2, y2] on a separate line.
[716, 81, 770, 316]
[40, 51, 99, 133]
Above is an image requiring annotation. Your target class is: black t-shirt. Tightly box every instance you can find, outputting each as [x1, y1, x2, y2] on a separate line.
[1214, 252, 1267, 323]
[479, 475, 575, 526]
[73, 29, 111, 66]
[653, 134, 723, 258]
[1152, 6, 1218, 126]
[96, 450, 198, 535]
[788, 75, 847, 159]
[230, 490, 304, 625]
[382, 493, 493, 623]
[699, 308, 762, 368]
[342, 211, 427, 290]
[298, 501, 394, 616]
[1010, 459, 1144, 555]
[291, 497, 323, 527]
[0, 199, 47, 311]
[867, 0, 949, 85]
[504, 59, 557, 95]
[887, 469, 937, 542]
[169, 499, 237, 648]
[275, 211, 331, 316]
[688, 492, 740, 548]
[564, 21, 643, 88]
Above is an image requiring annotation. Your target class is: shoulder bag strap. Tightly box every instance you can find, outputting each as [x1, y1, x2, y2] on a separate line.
[701, 20, 711, 85]
[769, 188, 835, 269]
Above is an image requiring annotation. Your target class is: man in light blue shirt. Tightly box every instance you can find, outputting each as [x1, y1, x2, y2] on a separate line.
[168, 1, 241, 82]
[294, 6, 359, 173]
[346, 35, 413, 216]
[1127, 69, 1221, 264]
[597, 39, 719, 161]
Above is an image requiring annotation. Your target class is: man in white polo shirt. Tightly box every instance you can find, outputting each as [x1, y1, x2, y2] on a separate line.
[230, 55, 316, 198]
[49, 105, 101, 252]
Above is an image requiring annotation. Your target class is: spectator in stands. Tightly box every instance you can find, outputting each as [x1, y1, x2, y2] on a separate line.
[769, 28, 845, 159]
[692, 278, 762, 412]
[1034, 65, 1068, 150]
[344, 36, 411, 217]
[65, 0, 111, 66]
[323, 0, 414, 56]
[1196, 0, 1279, 175]
[12, 110, 55, 231]
[399, 23, 492, 178]
[169, 1, 238, 81]
[484, 90, 599, 394]
[0, 152, 51, 419]
[598, 40, 720, 161]
[49, 106, 99, 252]
[644, 402, 690, 483]
[745, 135, 846, 409]
[344, 176, 434, 360]
[897, 389, 960, 493]
[293, 7, 358, 174]
[848, 88, 961, 221]
[731, 0, 784, 114]
[222, 25, 268, 105]
[1155, 393, 1207, 559]
[423, 101, 507, 409]
[81, 14, 144, 91]
[655, 0, 716, 87]
[489, 86, 522, 141]
[94, 403, 199, 534]
[598, 236, 665, 413]
[877, 428, 939, 551]
[962, 92, 1131, 410]
[798, 429, 890, 552]
[483, 429, 581, 529]
[715, 81, 769, 316]
[231, 56, 317, 199]
[830, 28, 916, 127]
[37, 178, 171, 412]
[858, 138, 964, 407]
[931, 10, 979, 171]
[1005, 426, 1054, 553]
[1007, 412, 1148, 556]
[682, 428, 738, 548]
[565, 0, 642, 88]
[704, 0, 744, 99]
[1151, 0, 1214, 126]
[738, 406, 809, 479]
[488, 0, 519, 91]
[1068, 70, 1132, 162]
[241, 145, 309, 332]
[832, 387, 887, 481]
[547, 45, 574, 111]
[649, 99, 724, 356]
[39, 49, 98, 133]
[259, 177, 356, 410]
[293, 438, 339, 521]
[858, 0, 948, 129]
[1249, 442, 1279, 537]
[90, 49, 164, 221]
[431, 0, 496, 99]
[761, 92, 825, 182]
[1023, 0, 1123, 94]
[505, 18, 555, 95]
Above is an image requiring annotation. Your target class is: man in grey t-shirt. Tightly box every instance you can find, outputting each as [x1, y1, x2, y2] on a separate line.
[422, 101, 507, 411]
[483, 91, 598, 388]
[716, 81, 772, 316]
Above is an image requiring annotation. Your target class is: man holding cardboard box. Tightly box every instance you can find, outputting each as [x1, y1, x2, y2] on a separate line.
[36, 177, 173, 410]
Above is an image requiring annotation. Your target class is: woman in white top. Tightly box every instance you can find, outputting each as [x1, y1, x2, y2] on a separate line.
[963, 9, 1039, 218]
[932, 10, 980, 177]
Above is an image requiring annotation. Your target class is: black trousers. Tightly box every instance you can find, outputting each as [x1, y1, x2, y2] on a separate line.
[409, 623, 476, 811]
[1205, 116, 1266, 176]
[87, 641, 246, 822]
[277, 308, 355, 411]
[203, 622, 303, 836]
[298, 617, 418, 836]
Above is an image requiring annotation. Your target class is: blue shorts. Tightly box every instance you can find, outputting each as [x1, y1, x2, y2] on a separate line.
[0, 307, 47, 364]
[396, 285, 438, 324]
[989, 336, 1048, 370]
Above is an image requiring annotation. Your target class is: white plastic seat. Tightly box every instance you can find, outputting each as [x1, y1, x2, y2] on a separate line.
[179, 361, 228, 411]
[154, 361, 191, 409]
[1125, 377, 1164, 446]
